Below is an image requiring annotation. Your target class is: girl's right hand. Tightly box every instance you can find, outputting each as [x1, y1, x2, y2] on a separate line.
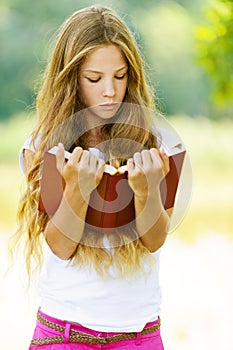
[56, 143, 105, 200]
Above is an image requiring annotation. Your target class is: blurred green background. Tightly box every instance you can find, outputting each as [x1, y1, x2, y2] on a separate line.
[0, 0, 232, 240]
[1, 1, 233, 349]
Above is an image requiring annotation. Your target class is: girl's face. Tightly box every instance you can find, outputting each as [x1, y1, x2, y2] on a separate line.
[79, 44, 128, 120]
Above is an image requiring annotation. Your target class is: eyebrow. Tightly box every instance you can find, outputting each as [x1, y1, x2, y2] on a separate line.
[83, 65, 128, 74]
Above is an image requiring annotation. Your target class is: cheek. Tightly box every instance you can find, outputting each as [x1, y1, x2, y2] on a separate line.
[80, 83, 97, 105]
[120, 81, 128, 99]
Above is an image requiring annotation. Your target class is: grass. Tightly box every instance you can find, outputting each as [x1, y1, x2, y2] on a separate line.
[168, 115, 233, 242]
[0, 113, 233, 243]
[0, 113, 35, 233]
[0, 112, 36, 163]
[0, 164, 24, 232]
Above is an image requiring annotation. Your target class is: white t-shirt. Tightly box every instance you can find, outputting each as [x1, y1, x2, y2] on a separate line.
[39, 243, 161, 332]
[19, 127, 183, 332]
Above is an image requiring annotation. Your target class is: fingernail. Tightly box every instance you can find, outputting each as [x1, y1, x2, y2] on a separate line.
[160, 146, 166, 152]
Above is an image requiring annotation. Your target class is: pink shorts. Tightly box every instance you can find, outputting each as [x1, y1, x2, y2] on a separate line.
[28, 309, 164, 349]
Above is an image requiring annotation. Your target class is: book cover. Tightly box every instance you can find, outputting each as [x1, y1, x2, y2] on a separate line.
[38, 147, 186, 232]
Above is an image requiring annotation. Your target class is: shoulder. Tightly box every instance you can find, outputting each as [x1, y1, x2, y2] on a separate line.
[19, 133, 42, 174]
[151, 113, 184, 154]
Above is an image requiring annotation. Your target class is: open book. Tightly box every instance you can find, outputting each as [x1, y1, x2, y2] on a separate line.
[38, 146, 186, 232]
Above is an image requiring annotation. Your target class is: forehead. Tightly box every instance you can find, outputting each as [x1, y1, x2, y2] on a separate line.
[81, 44, 127, 71]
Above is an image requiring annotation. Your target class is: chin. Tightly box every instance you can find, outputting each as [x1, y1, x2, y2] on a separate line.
[89, 104, 121, 120]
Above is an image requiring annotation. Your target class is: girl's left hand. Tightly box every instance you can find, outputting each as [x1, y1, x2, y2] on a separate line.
[127, 147, 170, 198]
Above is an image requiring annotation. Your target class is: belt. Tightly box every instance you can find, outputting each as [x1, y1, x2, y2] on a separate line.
[31, 311, 161, 346]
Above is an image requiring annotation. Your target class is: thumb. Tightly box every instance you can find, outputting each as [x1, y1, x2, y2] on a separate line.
[159, 146, 170, 176]
[96, 158, 105, 184]
[127, 158, 134, 173]
[56, 143, 65, 174]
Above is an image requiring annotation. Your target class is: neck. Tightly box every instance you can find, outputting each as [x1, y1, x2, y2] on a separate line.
[84, 126, 106, 149]
[83, 110, 109, 148]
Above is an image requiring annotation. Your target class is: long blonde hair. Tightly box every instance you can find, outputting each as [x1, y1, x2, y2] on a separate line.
[14, 5, 160, 278]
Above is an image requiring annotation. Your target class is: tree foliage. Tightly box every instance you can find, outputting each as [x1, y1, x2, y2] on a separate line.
[0, 0, 89, 120]
[0, 0, 232, 120]
[135, 2, 211, 117]
[194, 0, 233, 114]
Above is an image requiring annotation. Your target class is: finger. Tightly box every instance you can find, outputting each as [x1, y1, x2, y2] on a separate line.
[56, 143, 65, 173]
[133, 152, 143, 169]
[79, 149, 90, 167]
[141, 149, 153, 167]
[159, 146, 170, 175]
[127, 158, 134, 172]
[97, 158, 105, 171]
[96, 158, 105, 179]
[68, 146, 83, 166]
[89, 154, 99, 170]
[149, 148, 164, 168]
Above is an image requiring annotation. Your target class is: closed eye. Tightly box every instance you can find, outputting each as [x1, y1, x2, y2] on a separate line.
[86, 77, 100, 83]
[85, 73, 127, 82]
[115, 74, 127, 80]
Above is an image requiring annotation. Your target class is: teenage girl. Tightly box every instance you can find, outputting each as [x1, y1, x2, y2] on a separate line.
[16, 5, 183, 349]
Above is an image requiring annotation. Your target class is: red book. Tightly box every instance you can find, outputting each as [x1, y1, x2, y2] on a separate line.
[38, 147, 186, 232]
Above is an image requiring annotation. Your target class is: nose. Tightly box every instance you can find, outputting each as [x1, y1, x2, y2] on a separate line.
[102, 79, 115, 98]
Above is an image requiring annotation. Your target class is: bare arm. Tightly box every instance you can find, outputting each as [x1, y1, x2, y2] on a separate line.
[44, 179, 90, 260]
[127, 148, 171, 252]
[45, 144, 105, 259]
[24, 144, 105, 260]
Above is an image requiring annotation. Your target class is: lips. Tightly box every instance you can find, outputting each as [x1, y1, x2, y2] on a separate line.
[99, 103, 118, 110]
